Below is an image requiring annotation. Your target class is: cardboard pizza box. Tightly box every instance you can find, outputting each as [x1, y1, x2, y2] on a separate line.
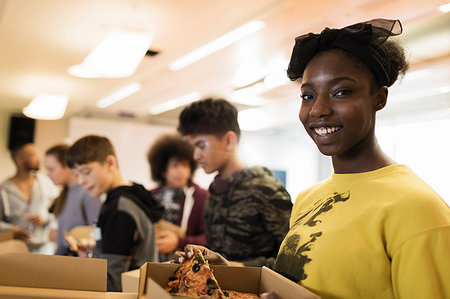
[0, 239, 29, 255]
[138, 262, 320, 299]
[0, 286, 138, 299]
[0, 230, 13, 242]
[121, 269, 141, 293]
[0, 253, 137, 298]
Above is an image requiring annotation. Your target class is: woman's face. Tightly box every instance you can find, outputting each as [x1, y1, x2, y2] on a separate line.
[299, 49, 379, 158]
[44, 154, 70, 185]
[163, 158, 191, 189]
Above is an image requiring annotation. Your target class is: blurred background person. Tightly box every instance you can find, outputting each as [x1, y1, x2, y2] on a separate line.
[147, 133, 208, 262]
[0, 142, 58, 254]
[44, 144, 101, 255]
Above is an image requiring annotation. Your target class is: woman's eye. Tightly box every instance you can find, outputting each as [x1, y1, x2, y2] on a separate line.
[300, 93, 314, 101]
[335, 89, 351, 96]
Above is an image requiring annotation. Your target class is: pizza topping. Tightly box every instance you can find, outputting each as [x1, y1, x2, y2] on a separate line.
[192, 263, 201, 273]
[169, 287, 179, 293]
[206, 277, 219, 289]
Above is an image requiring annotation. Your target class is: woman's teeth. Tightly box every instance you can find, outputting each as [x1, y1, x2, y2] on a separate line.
[314, 126, 341, 136]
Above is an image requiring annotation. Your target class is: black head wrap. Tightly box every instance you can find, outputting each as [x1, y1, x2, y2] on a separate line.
[287, 19, 402, 87]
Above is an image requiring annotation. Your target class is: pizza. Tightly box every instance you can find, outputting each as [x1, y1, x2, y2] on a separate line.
[165, 249, 259, 298]
[222, 290, 261, 299]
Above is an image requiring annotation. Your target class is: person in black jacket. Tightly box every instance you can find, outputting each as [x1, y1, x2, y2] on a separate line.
[67, 135, 163, 291]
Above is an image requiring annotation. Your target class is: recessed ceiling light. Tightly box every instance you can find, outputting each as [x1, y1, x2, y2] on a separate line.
[439, 3, 450, 12]
[97, 83, 141, 108]
[149, 92, 202, 115]
[69, 29, 154, 78]
[23, 94, 68, 120]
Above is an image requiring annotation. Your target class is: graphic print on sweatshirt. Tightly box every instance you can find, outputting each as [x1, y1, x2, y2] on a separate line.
[274, 191, 350, 283]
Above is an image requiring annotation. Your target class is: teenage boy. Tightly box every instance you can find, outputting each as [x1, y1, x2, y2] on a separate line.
[177, 98, 292, 267]
[67, 135, 163, 291]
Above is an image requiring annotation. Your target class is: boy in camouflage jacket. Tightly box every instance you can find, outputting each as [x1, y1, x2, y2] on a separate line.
[178, 98, 292, 267]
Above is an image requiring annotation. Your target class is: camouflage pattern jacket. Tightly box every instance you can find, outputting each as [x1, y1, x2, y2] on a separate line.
[206, 166, 292, 267]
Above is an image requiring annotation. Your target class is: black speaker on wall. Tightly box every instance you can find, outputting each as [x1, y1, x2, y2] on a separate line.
[8, 115, 35, 150]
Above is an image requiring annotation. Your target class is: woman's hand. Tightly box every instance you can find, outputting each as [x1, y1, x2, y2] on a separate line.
[174, 244, 230, 266]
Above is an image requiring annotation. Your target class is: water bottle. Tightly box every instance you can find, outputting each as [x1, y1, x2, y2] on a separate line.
[87, 221, 98, 258]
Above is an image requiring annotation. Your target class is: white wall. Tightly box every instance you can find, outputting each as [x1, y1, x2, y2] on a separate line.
[377, 118, 450, 204]
[239, 127, 326, 202]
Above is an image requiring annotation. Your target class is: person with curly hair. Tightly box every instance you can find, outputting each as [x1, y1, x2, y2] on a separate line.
[147, 133, 208, 261]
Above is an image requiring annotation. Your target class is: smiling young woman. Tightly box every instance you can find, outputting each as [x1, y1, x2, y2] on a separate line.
[271, 18, 450, 299]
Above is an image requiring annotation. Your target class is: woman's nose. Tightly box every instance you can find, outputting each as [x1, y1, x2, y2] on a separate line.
[310, 95, 332, 118]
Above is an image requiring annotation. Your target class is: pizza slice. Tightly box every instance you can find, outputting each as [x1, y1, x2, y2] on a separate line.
[165, 249, 226, 298]
[165, 249, 260, 298]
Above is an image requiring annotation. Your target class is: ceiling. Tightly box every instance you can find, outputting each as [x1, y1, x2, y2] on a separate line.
[0, 0, 449, 131]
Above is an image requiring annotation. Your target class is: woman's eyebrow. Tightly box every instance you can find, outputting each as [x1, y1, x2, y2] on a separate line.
[301, 76, 357, 89]
[329, 76, 357, 84]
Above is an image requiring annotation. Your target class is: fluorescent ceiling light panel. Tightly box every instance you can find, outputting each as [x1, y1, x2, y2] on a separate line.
[149, 92, 201, 115]
[97, 83, 141, 108]
[169, 20, 265, 71]
[439, 3, 450, 12]
[69, 29, 154, 78]
[23, 94, 68, 120]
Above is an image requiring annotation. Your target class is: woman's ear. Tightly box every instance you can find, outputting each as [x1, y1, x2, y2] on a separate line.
[374, 86, 388, 111]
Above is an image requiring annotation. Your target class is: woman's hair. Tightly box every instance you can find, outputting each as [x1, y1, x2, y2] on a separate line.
[177, 98, 241, 139]
[67, 135, 116, 168]
[45, 144, 70, 216]
[287, 19, 409, 88]
[147, 134, 197, 185]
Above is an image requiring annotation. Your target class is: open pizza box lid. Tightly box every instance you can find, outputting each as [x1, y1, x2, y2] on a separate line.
[138, 262, 320, 299]
[0, 253, 136, 298]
